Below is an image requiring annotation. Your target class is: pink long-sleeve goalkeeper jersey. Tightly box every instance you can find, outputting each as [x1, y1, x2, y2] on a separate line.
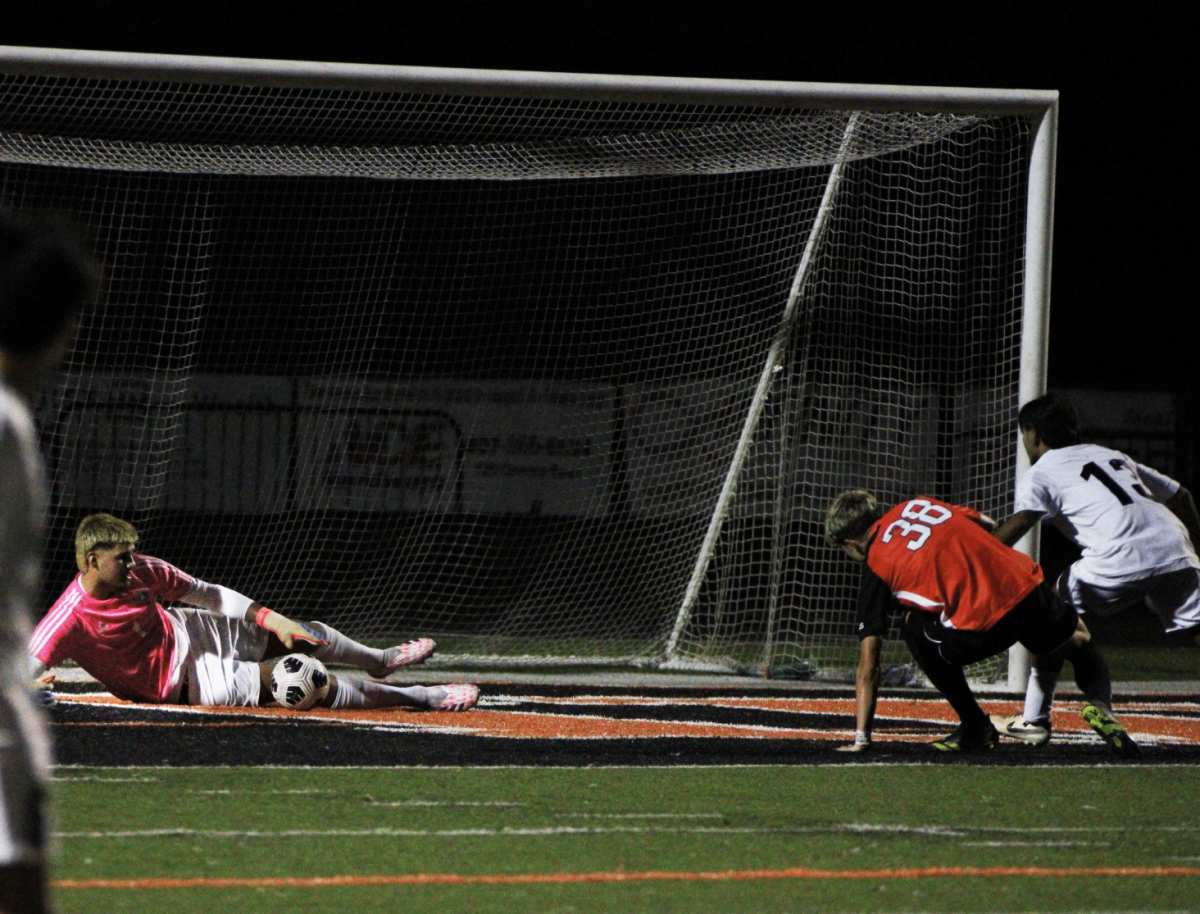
[30, 554, 197, 702]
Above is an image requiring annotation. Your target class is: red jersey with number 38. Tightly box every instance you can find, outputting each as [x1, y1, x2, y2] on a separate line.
[866, 496, 1043, 632]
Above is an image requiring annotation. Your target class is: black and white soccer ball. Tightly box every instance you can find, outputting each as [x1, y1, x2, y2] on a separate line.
[270, 653, 330, 711]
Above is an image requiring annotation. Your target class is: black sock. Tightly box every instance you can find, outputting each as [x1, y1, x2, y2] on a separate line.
[902, 628, 987, 728]
[1067, 640, 1113, 709]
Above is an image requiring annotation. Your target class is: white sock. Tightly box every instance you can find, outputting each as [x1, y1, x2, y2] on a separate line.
[326, 675, 431, 710]
[308, 622, 387, 675]
[1024, 656, 1063, 725]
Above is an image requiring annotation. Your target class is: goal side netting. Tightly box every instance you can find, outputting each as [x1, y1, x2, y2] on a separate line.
[1, 56, 1041, 680]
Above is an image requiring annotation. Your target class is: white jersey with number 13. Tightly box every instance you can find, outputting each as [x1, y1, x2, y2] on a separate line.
[1014, 443, 1199, 584]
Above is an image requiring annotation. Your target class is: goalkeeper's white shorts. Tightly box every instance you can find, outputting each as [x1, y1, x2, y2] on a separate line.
[167, 607, 270, 707]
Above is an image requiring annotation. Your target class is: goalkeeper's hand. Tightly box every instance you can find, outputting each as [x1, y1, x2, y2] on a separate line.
[254, 608, 329, 649]
[32, 672, 57, 707]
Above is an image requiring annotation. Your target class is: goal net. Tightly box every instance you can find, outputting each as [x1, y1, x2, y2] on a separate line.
[1, 51, 1050, 680]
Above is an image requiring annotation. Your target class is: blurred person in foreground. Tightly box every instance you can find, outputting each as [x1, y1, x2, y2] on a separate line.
[0, 211, 96, 914]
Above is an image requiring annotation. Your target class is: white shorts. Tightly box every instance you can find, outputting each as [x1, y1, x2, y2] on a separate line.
[167, 608, 270, 707]
[1056, 564, 1200, 633]
[0, 688, 50, 866]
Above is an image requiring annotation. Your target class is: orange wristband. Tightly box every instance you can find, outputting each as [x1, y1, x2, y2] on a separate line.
[255, 607, 273, 628]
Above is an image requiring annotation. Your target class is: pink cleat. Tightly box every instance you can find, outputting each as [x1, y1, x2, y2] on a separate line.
[427, 683, 479, 712]
[373, 638, 436, 676]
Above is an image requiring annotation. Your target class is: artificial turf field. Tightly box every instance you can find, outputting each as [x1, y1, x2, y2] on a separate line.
[45, 682, 1200, 913]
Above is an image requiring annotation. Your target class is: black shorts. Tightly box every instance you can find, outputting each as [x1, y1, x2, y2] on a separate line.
[920, 582, 1079, 667]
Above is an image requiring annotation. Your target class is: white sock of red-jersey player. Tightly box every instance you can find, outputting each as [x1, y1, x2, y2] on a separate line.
[1023, 655, 1064, 725]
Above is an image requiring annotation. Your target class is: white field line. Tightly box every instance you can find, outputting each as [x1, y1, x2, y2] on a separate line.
[963, 841, 1112, 847]
[51, 776, 160, 782]
[54, 823, 1200, 840]
[188, 789, 339, 795]
[558, 813, 723, 819]
[482, 694, 1200, 711]
[182, 789, 526, 805]
[49, 782, 464, 794]
[366, 801, 523, 807]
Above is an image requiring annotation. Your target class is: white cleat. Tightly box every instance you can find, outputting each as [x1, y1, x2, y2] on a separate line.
[991, 714, 1052, 747]
[426, 683, 480, 712]
[373, 638, 436, 676]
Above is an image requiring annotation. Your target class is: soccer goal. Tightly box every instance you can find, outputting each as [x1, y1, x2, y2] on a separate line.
[1, 47, 1055, 684]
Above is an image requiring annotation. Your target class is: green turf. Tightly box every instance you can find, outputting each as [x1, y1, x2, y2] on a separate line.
[1102, 644, 1199, 682]
[50, 765, 1200, 913]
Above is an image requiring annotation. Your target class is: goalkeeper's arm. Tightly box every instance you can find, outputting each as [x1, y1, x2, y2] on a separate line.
[184, 581, 327, 649]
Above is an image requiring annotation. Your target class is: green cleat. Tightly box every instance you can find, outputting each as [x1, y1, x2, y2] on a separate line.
[933, 719, 999, 753]
[1081, 705, 1141, 759]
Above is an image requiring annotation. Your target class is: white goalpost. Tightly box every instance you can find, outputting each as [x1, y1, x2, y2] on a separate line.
[1, 46, 1055, 683]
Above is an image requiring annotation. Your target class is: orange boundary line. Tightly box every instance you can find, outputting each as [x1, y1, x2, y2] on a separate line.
[55, 865, 1200, 889]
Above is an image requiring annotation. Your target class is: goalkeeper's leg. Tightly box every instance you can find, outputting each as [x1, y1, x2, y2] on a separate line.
[320, 675, 479, 712]
[262, 621, 434, 677]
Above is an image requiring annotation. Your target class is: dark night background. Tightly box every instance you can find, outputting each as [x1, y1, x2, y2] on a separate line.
[3, 2, 1195, 651]
[3, 1, 1193, 401]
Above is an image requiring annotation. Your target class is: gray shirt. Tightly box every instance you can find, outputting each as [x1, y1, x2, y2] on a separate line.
[0, 380, 51, 787]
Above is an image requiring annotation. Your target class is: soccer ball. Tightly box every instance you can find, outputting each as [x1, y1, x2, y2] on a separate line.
[270, 654, 330, 711]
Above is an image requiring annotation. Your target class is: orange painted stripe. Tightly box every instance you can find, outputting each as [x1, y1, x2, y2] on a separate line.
[54, 865, 1200, 890]
[53, 693, 1200, 743]
[54, 722, 265, 728]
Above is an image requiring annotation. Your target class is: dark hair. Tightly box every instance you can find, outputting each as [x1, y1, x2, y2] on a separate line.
[0, 210, 98, 356]
[1017, 392, 1082, 448]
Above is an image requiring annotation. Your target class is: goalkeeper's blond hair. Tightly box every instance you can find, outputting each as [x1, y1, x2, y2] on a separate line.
[75, 513, 139, 571]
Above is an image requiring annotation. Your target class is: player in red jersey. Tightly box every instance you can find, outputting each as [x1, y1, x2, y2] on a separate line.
[30, 513, 479, 713]
[825, 490, 1136, 755]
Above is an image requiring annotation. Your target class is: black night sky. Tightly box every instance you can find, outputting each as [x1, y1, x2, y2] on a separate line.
[2, 1, 1195, 395]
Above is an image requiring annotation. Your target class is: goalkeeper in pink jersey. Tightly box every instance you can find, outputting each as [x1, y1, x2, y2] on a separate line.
[30, 513, 478, 713]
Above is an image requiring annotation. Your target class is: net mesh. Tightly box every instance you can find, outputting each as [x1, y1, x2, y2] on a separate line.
[0, 70, 1030, 679]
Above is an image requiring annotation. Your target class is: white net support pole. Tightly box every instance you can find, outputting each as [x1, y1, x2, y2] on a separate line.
[662, 113, 861, 665]
[1008, 99, 1059, 691]
[761, 370, 799, 676]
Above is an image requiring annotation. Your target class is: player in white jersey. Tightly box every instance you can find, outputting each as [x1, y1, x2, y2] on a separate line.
[0, 212, 97, 914]
[991, 393, 1200, 746]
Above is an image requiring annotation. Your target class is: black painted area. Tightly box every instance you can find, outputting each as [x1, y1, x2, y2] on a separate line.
[484, 700, 880, 734]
